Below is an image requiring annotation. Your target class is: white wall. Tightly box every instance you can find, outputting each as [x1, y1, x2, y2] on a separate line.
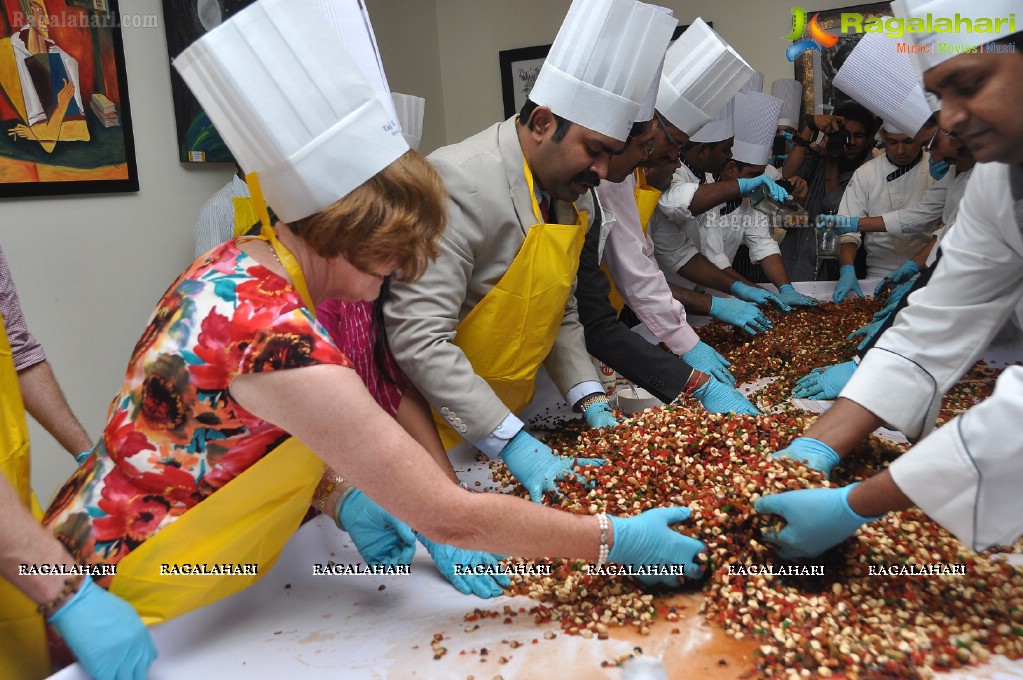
[434, 0, 857, 143]
[6, 0, 858, 502]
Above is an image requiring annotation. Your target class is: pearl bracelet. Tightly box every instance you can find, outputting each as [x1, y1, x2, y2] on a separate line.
[596, 513, 610, 567]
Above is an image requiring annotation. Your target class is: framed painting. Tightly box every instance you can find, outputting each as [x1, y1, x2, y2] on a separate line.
[499, 23, 703, 119]
[793, 2, 893, 117]
[162, 0, 253, 164]
[0, 0, 139, 197]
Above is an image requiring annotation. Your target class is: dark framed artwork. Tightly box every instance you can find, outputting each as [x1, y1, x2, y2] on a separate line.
[0, 0, 139, 197]
[499, 23, 703, 119]
[793, 2, 893, 117]
[499, 44, 549, 119]
[162, 0, 253, 163]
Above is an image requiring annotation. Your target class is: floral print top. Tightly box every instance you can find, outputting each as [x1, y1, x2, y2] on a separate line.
[100, 240, 349, 508]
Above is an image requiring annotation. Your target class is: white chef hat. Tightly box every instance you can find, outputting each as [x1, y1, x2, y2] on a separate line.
[174, 0, 407, 223]
[892, 0, 1018, 74]
[689, 96, 735, 144]
[636, 5, 674, 123]
[833, 33, 933, 138]
[731, 91, 783, 165]
[739, 71, 764, 94]
[655, 18, 754, 136]
[391, 93, 425, 151]
[530, 0, 677, 142]
[770, 78, 802, 129]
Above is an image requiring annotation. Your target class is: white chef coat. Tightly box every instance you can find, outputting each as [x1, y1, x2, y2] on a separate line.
[653, 162, 713, 289]
[839, 153, 935, 277]
[699, 200, 781, 270]
[841, 162, 1023, 551]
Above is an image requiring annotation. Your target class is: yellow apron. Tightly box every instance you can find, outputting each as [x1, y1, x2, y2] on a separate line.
[0, 314, 50, 679]
[604, 168, 663, 313]
[232, 196, 259, 238]
[434, 161, 588, 449]
[109, 177, 326, 625]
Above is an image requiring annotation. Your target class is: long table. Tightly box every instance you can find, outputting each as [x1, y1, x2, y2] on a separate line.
[52, 281, 1023, 679]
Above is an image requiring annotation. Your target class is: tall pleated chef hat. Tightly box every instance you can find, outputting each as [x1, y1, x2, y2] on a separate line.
[174, 0, 407, 223]
[739, 70, 765, 94]
[833, 33, 933, 137]
[636, 5, 674, 123]
[892, 0, 1018, 74]
[731, 91, 784, 165]
[655, 18, 754, 136]
[770, 78, 803, 129]
[689, 95, 735, 144]
[529, 0, 677, 142]
[391, 93, 425, 151]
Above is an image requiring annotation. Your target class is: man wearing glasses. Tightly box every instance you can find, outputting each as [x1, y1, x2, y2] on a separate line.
[573, 22, 765, 415]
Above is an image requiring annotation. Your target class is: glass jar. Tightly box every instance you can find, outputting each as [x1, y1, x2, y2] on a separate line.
[816, 210, 840, 259]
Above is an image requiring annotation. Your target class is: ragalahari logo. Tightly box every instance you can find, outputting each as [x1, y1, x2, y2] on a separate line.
[785, 7, 840, 62]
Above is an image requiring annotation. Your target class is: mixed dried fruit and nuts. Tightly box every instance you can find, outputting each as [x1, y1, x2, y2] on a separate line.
[451, 299, 1019, 677]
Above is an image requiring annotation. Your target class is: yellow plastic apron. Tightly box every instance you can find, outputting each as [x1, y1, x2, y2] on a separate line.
[108, 176, 326, 625]
[605, 168, 663, 313]
[0, 314, 50, 679]
[232, 196, 259, 238]
[434, 161, 588, 449]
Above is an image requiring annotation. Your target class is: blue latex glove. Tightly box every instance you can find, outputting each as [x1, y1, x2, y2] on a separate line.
[874, 280, 916, 321]
[75, 450, 90, 465]
[682, 341, 736, 386]
[709, 296, 773, 335]
[815, 214, 859, 235]
[501, 430, 605, 503]
[848, 319, 885, 350]
[929, 156, 950, 181]
[416, 532, 509, 598]
[736, 174, 790, 202]
[583, 401, 618, 429]
[49, 577, 157, 680]
[754, 483, 882, 558]
[771, 437, 841, 477]
[792, 361, 857, 400]
[338, 489, 417, 566]
[832, 264, 863, 302]
[608, 507, 706, 586]
[873, 260, 920, 297]
[691, 377, 760, 415]
[730, 281, 791, 311]
[776, 284, 818, 308]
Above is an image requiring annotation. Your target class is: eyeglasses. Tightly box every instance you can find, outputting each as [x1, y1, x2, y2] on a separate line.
[925, 127, 957, 152]
[654, 111, 685, 156]
[628, 134, 656, 158]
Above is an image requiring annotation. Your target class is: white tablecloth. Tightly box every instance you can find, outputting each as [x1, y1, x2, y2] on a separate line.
[52, 281, 1023, 679]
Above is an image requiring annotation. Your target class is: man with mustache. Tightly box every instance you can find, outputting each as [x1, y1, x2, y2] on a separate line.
[386, 0, 676, 500]
[575, 18, 760, 414]
[754, 0, 1023, 559]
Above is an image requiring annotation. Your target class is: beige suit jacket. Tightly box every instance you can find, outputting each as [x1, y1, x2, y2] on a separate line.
[385, 116, 599, 445]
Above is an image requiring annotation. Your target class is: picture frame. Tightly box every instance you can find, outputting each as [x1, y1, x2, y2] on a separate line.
[793, 2, 894, 117]
[499, 24, 701, 120]
[161, 0, 254, 164]
[498, 44, 549, 120]
[0, 0, 139, 197]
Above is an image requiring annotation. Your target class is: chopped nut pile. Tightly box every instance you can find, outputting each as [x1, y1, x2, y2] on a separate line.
[454, 300, 1020, 677]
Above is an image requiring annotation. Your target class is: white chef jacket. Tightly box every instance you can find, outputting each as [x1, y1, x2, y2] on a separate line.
[927, 167, 972, 246]
[653, 162, 714, 289]
[699, 200, 781, 270]
[841, 162, 1023, 551]
[597, 175, 701, 355]
[839, 153, 935, 277]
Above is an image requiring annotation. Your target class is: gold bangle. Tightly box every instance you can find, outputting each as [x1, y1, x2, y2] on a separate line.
[315, 475, 346, 515]
[38, 573, 86, 618]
